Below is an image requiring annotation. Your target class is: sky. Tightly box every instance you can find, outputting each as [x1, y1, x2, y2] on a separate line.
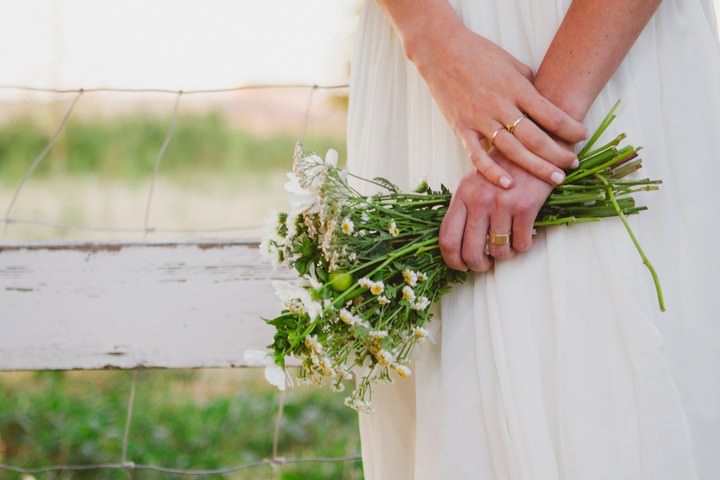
[0, 0, 359, 91]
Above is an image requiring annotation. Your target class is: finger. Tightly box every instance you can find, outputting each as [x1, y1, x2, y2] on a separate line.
[461, 207, 493, 272]
[460, 129, 513, 189]
[493, 129, 567, 186]
[512, 117, 579, 170]
[518, 91, 588, 144]
[439, 195, 468, 271]
[487, 208, 515, 260]
[512, 211, 535, 253]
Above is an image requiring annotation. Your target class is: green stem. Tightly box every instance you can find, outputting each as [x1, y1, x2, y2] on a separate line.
[578, 99, 621, 158]
[594, 173, 665, 311]
[334, 237, 438, 307]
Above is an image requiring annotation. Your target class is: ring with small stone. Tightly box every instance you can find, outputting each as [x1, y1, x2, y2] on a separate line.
[506, 115, 526, 135]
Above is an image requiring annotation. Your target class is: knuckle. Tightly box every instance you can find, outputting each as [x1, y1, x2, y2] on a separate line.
[493, 192, 513, 211]
[475, 185, 496, 205]
[515, 197, 537, 216]
[526, 132, 546, 152]
[545, 110, 564, 132]
[461, 248, 486, 271]
[438, 234, 458, 255]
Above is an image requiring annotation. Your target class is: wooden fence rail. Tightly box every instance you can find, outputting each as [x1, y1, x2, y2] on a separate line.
[0, 240, 290, 371]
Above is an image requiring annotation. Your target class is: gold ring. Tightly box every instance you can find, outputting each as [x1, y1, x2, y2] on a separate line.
[506, 115, 526, 135]
[488, 231, 512, 246]
[480, 126, 505, 152]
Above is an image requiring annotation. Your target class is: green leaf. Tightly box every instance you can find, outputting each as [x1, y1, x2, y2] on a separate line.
[372, 176, 401, 193]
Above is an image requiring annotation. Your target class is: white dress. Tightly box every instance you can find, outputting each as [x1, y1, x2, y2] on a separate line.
[346, 1, 720, 479]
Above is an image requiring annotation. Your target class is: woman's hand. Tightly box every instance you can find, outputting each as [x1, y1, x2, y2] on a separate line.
[439, 152, 555, 272]
[395, 6, 587, 188]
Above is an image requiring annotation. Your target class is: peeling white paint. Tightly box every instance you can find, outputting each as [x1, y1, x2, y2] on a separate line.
[0, 240, 293, 370]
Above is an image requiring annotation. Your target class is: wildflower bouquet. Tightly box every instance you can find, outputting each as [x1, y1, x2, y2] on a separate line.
[260, 101, 663, 412]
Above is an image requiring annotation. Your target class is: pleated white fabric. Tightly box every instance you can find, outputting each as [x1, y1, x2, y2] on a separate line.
[347, 1, 720, 479]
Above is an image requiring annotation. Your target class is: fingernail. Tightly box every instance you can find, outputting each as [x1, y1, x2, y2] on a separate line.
[551, 171, 565, 185]
[571, 158, 580, 169]
[499, 176, 512, 189]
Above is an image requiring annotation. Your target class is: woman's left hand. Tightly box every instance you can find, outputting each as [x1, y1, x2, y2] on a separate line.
[439, 151, 555, 271]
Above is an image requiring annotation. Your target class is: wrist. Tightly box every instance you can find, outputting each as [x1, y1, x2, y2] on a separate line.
[533, 77, 593, 122]
[396, 6, 465, 71]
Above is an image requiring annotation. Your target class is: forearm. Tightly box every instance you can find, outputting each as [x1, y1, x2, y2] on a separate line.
[375, 0, 462, 63]
[534, 0, 662, 121]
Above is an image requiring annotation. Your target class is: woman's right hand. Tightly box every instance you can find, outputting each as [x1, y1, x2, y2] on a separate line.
[401, 11, 587, 188]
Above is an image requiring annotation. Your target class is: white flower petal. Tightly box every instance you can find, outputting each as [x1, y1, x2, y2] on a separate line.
[325, 149, 338, 168]
[265, 364, 288, 391]
[284, 173, 316, 214]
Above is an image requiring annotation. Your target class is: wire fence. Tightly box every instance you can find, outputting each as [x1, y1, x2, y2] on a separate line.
[0, 82, 349, 240]
[0, 81, 361, 478]
[0, 371, 362, 478]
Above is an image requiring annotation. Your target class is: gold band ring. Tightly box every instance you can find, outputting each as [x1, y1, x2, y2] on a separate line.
[506, 115, 526, 135]
[480, 126, 505, 153]
[488, 231, 512, 246]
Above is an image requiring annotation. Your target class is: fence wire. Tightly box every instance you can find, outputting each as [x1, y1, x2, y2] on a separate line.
[0, 82, 349, 239]
[0, 81, 360, 478]
[0, 370, 362, 478]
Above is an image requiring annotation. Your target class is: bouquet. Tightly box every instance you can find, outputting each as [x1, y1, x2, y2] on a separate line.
[259, 101, 663, 412]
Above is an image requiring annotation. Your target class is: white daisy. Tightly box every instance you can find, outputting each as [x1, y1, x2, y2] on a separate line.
[391, 363, 412, 378]
[411, 296, 431, 311]
[341, 217, 354, 235]
[402, 269, 418, 287]
[370, 281, 385, 296]
[402, 285, 416, 302]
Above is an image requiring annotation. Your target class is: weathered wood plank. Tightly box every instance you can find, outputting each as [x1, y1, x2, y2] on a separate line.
[0, 240, 292, 370]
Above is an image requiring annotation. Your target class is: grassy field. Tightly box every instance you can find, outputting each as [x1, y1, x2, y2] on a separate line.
[0, 112, 346, 182]
[0, 112, 345, 242]
[0, 369, 363, 479]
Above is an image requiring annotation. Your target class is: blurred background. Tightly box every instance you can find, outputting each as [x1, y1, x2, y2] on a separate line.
[3, 1, 720, 478]
[1, 1, 362, 478]
[0, 0, 356, 243]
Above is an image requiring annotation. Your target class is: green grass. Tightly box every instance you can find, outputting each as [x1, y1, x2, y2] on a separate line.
[0, 113, 346, 183]
[0, 370, 363, 479]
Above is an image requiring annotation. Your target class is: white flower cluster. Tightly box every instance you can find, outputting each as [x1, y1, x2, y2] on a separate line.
[400, 270, 430, 311]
